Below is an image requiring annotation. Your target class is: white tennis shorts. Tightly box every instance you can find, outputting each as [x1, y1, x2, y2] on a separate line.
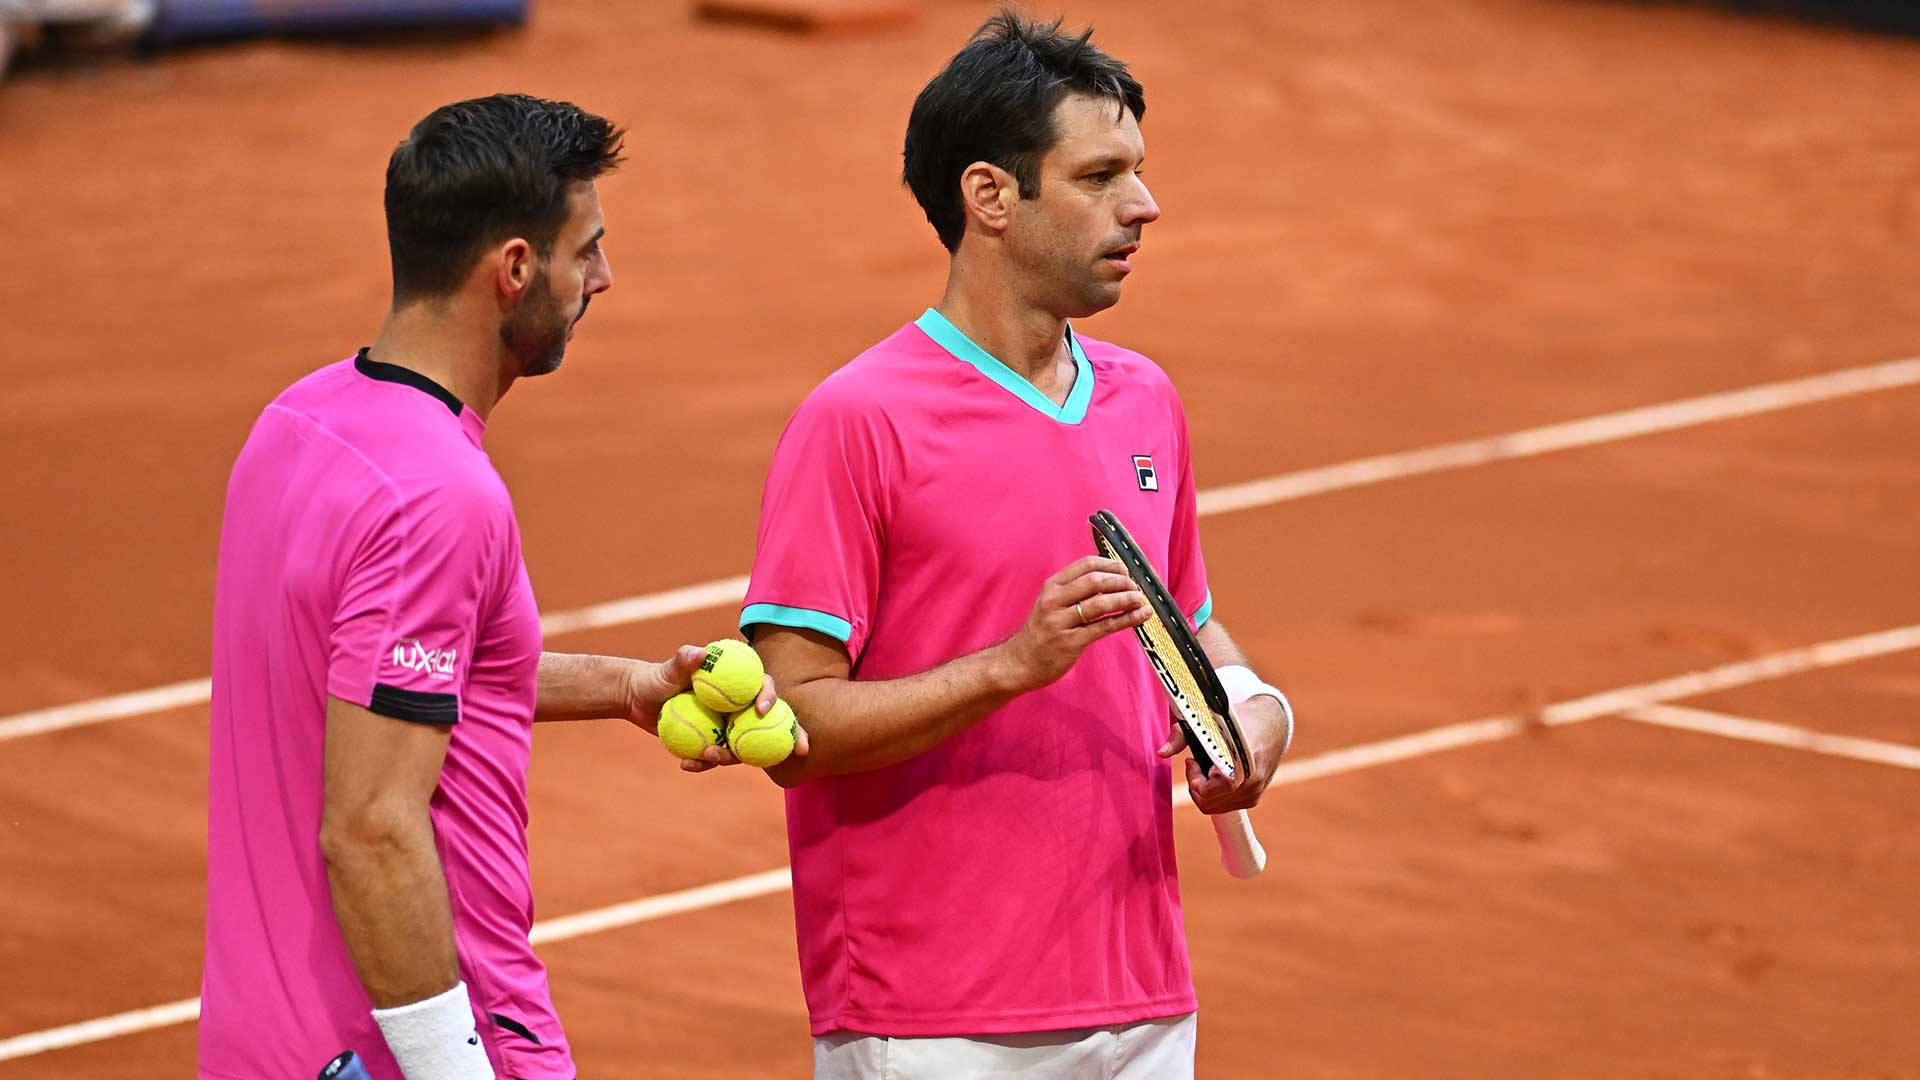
[813, 1012, 1197, 1079]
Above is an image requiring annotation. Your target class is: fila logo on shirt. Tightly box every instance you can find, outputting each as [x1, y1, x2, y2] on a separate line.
[1132, 454, 1158, 492]
[390, 637, 458, 680]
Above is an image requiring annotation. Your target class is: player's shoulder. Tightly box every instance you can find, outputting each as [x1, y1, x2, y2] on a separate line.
[1074, 330, 1179, 395]
[265, 355, 358, 413]
[264, 356, 505, 503]
[796, 322, 938, 418]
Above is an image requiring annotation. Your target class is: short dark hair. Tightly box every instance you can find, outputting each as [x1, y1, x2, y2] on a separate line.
[384, 94, 625, 304]
[902, 9, 1145, 252]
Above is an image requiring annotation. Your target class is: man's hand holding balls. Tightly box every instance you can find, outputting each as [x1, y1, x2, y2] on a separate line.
[629, 640, 806, 772]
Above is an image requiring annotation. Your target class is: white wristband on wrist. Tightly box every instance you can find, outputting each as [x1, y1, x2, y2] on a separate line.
[1217, 664, 1294, 757]
[371, 981, 495, 1080]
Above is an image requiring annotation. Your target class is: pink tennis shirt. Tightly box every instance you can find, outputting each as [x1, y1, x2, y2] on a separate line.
[742, 309, 1213, 1037]
[201, 352, 569, 1080]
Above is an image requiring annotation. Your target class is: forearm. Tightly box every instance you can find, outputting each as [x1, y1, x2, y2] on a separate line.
[321, 819, 460, 1008]
[761, 555, 1151, 785]
[1195, 619, 1251, 670]
[769, 642, 1027, 785]
[534, 651, 639, 723]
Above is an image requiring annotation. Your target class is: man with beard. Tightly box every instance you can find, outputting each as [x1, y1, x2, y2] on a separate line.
[201, 94, 786, 1080]
[741, 12, 1294, 1078]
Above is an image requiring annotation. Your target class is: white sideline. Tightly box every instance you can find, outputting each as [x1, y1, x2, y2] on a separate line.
[1537, 626, 1920, 725]
[0, 678, 212, 743]
[527, 867, 793, 945]
[5, 621, 1917, 1063]
[1622, 703, 1920, 770]
[0, 868, 796, 1064]
[1192, 356, 1920, 514]
[4, 355, 1917, 743]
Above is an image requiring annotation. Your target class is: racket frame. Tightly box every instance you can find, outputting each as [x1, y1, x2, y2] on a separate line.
[1089, 509, 1253, 780]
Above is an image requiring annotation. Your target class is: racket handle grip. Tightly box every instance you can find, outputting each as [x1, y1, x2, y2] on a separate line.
[1212, 809, 1266, 879]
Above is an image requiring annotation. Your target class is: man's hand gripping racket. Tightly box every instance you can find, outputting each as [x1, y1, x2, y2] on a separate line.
[1090, 510, 1266, 879]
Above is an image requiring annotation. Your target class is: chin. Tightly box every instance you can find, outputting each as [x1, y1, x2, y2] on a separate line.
[1070, 287, 1123, 319]
[522, 347, 566, 378]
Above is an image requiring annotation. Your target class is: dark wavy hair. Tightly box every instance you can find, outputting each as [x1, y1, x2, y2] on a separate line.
[903, 9, 1145, 252]
[384, 94, 625, 304]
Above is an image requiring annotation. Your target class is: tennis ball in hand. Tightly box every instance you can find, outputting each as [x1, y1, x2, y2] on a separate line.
[657, 692, 727, 761]
[727, 698, 798, 768]
[692, 639, 765, 713]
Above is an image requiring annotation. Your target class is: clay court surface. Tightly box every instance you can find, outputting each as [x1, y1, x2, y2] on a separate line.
[3, 0, 1918, 1075]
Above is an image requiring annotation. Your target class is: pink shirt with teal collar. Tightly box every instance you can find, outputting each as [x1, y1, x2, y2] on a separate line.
[743, 310, 1213, 1038]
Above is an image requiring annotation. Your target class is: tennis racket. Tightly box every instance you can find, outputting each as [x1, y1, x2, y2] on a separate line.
[1090, 510, 1266, 879]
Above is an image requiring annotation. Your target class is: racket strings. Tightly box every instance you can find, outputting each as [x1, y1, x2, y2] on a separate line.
[1138, 617, 1239, 780]
[1092, 512, 1246, 781]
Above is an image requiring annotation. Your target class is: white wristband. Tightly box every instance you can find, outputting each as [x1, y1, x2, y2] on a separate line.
[1217, 665, 1294, 757]
[371, 981, 495, 1080]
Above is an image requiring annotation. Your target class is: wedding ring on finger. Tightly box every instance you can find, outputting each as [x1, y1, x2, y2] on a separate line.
[1075, 601, 1088, 626]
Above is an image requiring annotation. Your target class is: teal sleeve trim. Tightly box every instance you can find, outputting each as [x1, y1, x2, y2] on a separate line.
[1189, 591, 1214, 630]
[914, 307, 1094, 425]
[740, 603, 853, 644]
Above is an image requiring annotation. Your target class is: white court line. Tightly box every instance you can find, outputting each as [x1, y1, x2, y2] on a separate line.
[0, 678, 211, 743]
[4, 354, 1918, 743]
[526, 867, 792, 946]
[0, 999, 203, 1064]
[0, 869, 798, 1063]
[1622, 703, 1920, 771]
[533, 575, 753, 639]
[6, 621, 1917, 1063]
[1536, 625, 1920, 726]
[1193, 355, 1920, 514]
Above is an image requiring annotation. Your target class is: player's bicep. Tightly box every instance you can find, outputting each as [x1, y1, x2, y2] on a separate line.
[753, 628, 851, 788]
[753, 626, 852, 689]
[322, 694, 451, 833]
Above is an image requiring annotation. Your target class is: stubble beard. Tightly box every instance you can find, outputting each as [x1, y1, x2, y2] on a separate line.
[502, 271, 571, 379]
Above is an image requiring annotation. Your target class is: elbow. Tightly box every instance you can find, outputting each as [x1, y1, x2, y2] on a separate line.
[766, 734, 825, 788]
[767, 759, 809, 789]
[319, 800, 420, 872]
[765, 682, 837, 789]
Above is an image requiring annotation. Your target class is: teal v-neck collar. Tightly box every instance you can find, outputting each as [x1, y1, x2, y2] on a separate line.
[915, 308, 1094, 425]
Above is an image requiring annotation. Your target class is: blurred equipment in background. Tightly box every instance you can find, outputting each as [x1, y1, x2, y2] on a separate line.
[693, 0, 916, 34]
[1655, 0, 1920, 34]
[0, 0, 524, 83]
[147, 0, 523, 46]
[1, 0, 154, 78]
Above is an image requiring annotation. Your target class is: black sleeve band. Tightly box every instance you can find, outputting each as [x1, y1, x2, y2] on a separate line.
[368, 683, 459, 725]
[489, 1012, 542, 1045]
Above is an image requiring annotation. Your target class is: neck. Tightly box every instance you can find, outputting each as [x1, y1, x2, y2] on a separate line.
[367, 298, 513, 420]
[934, 253, 1070, 388]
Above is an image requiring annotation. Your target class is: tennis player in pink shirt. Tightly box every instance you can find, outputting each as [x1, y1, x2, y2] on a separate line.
[202, 95, 786, 1080]
[743, 12, 1296, 1079]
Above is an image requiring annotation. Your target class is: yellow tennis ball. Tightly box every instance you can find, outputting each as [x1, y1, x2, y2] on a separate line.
[657, 692, 727, 761]
[727, 698, 798, 768]
[692, 639, 764, 713]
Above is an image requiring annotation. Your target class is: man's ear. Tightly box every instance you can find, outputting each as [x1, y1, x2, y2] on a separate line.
[493, 238, 536, 305]
[958, 161, 1020, 239]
